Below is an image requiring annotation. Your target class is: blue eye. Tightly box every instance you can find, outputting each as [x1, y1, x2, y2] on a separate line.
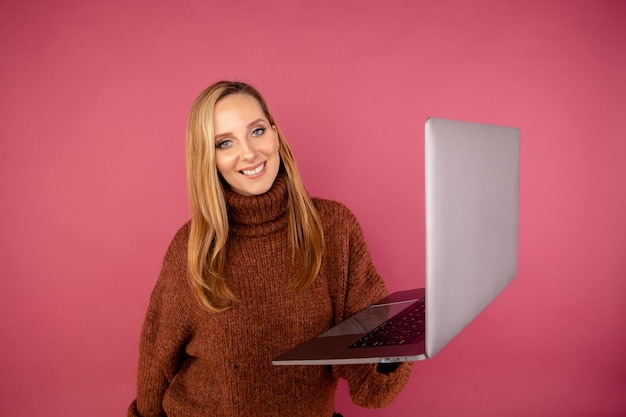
[216, 139, 232, 149]
[251, 127, 266, 137]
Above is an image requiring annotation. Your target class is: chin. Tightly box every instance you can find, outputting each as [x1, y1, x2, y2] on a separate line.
[237, 180, 274, 196]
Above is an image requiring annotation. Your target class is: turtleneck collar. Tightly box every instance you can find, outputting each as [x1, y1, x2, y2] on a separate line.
[224, 173, 289, 237]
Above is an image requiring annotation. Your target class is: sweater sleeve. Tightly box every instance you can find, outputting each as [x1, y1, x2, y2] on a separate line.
[331, 206, 413, 409]
[128, 224, 195, 417]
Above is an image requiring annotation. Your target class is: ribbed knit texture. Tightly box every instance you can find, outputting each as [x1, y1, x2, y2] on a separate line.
[128, 175, 413, 417]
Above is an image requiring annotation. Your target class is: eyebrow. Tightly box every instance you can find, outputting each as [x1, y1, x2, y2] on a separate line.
[214, 118, 268, 140]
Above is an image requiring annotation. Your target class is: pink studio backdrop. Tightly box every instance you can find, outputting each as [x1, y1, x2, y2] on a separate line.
[1, 0, 624, 416]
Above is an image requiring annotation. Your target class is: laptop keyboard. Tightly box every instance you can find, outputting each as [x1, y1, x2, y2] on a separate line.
[348, 298, 425, 348]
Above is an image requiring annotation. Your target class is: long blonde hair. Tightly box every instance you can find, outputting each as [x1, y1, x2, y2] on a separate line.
[186, 81, 324, 313]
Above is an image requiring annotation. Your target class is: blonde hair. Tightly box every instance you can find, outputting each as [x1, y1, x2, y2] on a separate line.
[185, 81, 324, 313]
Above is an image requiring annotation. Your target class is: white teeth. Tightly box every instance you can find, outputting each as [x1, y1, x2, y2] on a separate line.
[241, 163, 264, 175]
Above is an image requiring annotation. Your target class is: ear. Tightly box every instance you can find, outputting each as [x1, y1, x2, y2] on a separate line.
[272, 125, 280, 149]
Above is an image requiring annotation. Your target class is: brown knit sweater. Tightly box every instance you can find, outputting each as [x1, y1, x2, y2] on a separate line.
[128, 175, 413, 417]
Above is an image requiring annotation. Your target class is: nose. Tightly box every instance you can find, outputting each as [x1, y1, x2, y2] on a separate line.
[239, 139, 257, 161]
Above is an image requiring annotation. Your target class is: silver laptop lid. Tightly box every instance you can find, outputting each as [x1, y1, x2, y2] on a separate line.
[425, 117, 520, 358]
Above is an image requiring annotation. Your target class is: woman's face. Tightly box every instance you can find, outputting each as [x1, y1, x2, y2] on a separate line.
[212, 93, 280, 196]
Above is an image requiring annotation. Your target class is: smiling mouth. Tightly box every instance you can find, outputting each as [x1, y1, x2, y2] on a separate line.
[241, 162, 265, 176]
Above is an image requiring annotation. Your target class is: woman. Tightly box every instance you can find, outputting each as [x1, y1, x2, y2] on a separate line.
[128, 81, 413, 417]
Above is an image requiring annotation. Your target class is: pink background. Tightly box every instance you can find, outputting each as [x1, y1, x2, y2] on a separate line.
[1, 0, 625, 416]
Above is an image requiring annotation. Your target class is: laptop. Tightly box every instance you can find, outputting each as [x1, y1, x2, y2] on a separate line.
[272, 117, 520, 365]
